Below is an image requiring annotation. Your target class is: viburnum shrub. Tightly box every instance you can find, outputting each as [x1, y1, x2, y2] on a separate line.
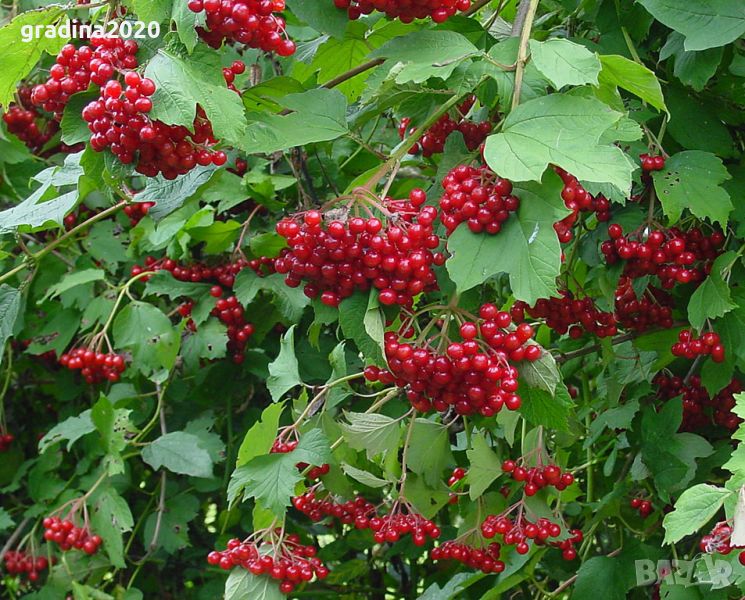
[2, 0, 745, 598]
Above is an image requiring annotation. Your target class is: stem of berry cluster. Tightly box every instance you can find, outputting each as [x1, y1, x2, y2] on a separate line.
[511, 0, 540, 110]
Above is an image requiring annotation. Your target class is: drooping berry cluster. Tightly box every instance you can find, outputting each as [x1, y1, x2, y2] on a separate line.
[439, 164, 519, 235]
[58, 348, 126, 384]
[550, 528, 582, 561]
[333, 0, 471, 22]
[292, 491, 376, 526]
[554, 168, 611, 243]
[640, 153, 666, 172]
[400, 97, 491, 158]
[270, 438, 330, 480]
[613, 277, 674, 332]
[212, 294, 255, 364]
[511, 293, 618, 339]
[3, 94, 58, 153]
[31, 37, 139, 117]
[366, 304, 540, 417]
[207, 534, 328, 594]
[0, 432, 14, 452]
[123, 201, 155, 226]
[3, 550, 49, 584]
[500, 460, 575, 496]
[367, 508, 441, 545]
[630, 497, 653, 518]
[602, 225, 724, 288]
[430, 540, 505, 574]
[274, 189, 442, 307]
[671, 329, 725, 363]
[481, 514, 562, 556]
[133, 255, 273, 288]
[42, 517, 102, 555]
[84, 73, 228, 179]
[700, 522, 738, 555]
[655, 374, 742, 432]
[187, 0, 296, 55]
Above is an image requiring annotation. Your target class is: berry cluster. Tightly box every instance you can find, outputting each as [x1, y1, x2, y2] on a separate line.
[481, 514, 562, 556]
[630, 497, 653, 518]
[31, 37, 139, 117]
[602, 225, 723, 288]
[3, 98, 58, 153]
[613, 277, 674, 332]
[292, 491, 376, 526]
[212, 294, 255, 364]
[133, 255, 272, 288]
[700, 522, 738, 555]
[84, 73, 228, 179]
[42, 517, 102, 555]
[270, 438, 330, 480]
[671, 329, 725, 363]
[500, 460, 574, 496]
[439, 164, 519, 235]
[511, 293, 617, 339]
[447, 467, 467, 504]
[58, 348, 127, 384]
[400, 97, 491, 158]
[0, 432, 14, 452]
[655, 374, 742, 432]
[333, 0, 471, 22]
[430, 541, 505, 574]
[640, 153, 666, 172]
[187, 0, 296, 55]
[207, 535, 327, 594]
[3, 551, 49, 584]
[554, 168, 611, 243]
[365, 304, 540, 417]
[367, 509, 441, 545]
[123, 201, 155, 226]
[550, 528, 582, 561]
[275, 190, 442, 307]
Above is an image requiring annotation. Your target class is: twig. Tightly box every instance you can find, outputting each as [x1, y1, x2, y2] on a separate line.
[550, 548, 621, 595]
[0, 517, 32, 562]
[322, 59, 385, 89]
[511, 0, 540, 110]
[463, 0, 493, 17]
[554, 332, 637, 364]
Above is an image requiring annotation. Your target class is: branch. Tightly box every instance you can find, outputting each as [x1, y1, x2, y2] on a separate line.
[322, 59, 384, 89]
[463, 0, 493, 17]
[511, 0, 540, 110]
[554, 332, 637, 364]
[0, 517, 31, 562]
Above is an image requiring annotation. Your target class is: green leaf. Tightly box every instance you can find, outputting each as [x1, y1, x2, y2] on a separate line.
[483, 94, 635, 193]
[518, 347, 560, 395]
[171, 0, 203, 52]
[340, 412, 401, 460]
[0, 7, 67, 109]
[125, 0, 173, 23]
[0, 508, 14, 532]
[653, 150, 733, 225]
[528, 39, 601, 89]
[38, 410, 95, 453]
[518, 384, 573, 432]
[662, 484, 732, 544]
[341, 464, 390, 488]
[229, 428, 330, 515]
[137, 168, 217, 221]
[234, 270, 309, 322]
[236, 402, 284, 467]
[637, 0, 745, 51]
[61, 91, 100, 145]
[687, 252, 737, 330]
[0, 190, 78, 234]
[113, 302, 180, 377]
[266, 325, 302, 401]
[407, 419, 453, 487]
[369, 30, 479, 83]
[573, 556, 628, 600]
[142, 493, 200, 553]
[659, 32, 723, 91]
[141, 431, 214, 478]
[466, 433, 501, 500]
[239, 89, 349, 154]
[286, 0, 349, 38]
[188, 220, 241, 254]
[0, 285, 21, 363]
[144, 47, 246, 146]
[42, 269, 105, 302]
[598, 55, 667, 113]
[89, 488, 134, 569]
[225, 569, 283, 600]
[182, 319, 228, 369]
[445, 172, 571, 302]
[339, 291, 385, 363]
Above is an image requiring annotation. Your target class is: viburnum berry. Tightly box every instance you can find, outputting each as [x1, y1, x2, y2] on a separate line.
[431, 540, 505, 574]
[640, 153, 666, 172]
[188, 0, 296, 55]
[501, 459, 574, 494]
[43, 516, 102, 555]
[481, 514, 562, 555]
[699, 521, 738, 555]
[334, 0, 471, 23]
[58, 347, 127, 384]
[123, 201, 155, 226]
[551, 528, 583, 561]
[3, 550, 49, 584]
[274, 189, 441, 307]
[208, 532, 327, 594]
[629, 496, 653, 518]
[554, 168, 611, 243]
[0, 431, 14, 452]
[511, 292, 618, 339]
[271, 436, 330, 480]
[672, 329, 725, 363]
[292, 490, 376, 526]
[439, 164, 519, 235]
[655, 374, 742, 432]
